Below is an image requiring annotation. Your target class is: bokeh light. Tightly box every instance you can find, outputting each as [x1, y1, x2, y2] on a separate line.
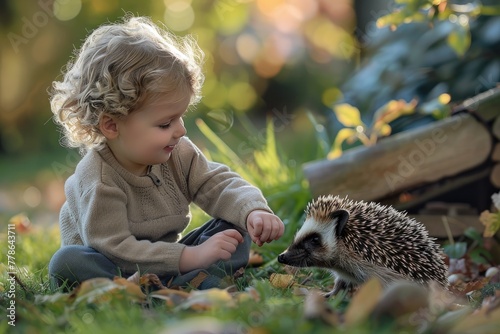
[53, 0, 82, 21]
[164, 0, 195, 32]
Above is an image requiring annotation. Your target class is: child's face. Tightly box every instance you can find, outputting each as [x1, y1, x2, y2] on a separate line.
[110, 94, 189, 175]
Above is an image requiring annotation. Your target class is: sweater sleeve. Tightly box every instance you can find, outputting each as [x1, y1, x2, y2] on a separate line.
[78, 182, 186, 276]
[177, 138, 272, 230]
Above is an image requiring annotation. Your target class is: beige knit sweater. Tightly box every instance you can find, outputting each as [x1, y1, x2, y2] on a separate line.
[58, 137, 271, 276]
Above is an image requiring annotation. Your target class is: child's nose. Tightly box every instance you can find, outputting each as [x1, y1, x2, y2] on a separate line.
[175, 119, 187, 138]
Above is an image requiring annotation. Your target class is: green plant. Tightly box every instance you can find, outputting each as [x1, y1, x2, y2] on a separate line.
[326, 94, 451, 159]
[196, 114, 311, 251]
[377, 0, 500, 56]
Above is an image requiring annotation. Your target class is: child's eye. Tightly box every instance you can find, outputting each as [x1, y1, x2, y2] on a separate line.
[158, 123, 171, 129]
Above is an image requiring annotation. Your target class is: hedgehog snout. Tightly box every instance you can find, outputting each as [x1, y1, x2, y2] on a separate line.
[277, 252, 287, 264]
[277, 247, 306, 266]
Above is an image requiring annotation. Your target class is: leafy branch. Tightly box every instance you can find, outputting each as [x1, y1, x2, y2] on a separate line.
[377, 0, 500, 56]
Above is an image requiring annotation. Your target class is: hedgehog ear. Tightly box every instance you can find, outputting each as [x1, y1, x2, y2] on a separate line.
[331, 210, 349, 236]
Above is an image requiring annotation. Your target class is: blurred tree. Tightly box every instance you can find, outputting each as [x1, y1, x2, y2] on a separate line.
[0, 0, 359, 158]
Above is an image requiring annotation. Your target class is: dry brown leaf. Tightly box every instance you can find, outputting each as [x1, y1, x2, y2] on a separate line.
[73, 278, 120, 304]
[248, 249, 264, 266]
[303, 289, 339, 326]
[284, 265, 300, 275]
[188, 271, 209, 289]
[344, 278, 383, 326]
[233, 267, 246, 279]
[113, 277, 146, 302]
[9, 213, 32, 233]
[269, 273, 295, 289]
[139, 273, 166, 289]
[370, 281, 429, 321]
[180, 288, 234, 311]
[450, 304, 500, 333]
[150, 288, 191, 307]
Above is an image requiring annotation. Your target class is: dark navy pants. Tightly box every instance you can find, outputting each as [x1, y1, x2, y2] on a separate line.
[48, 219, 251, 290]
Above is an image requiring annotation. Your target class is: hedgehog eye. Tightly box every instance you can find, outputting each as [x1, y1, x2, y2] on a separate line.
[309, 235, 321, 245]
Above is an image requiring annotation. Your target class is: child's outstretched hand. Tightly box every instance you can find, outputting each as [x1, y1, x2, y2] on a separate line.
[179, 229, 243, 273]
[246, 210, 285, 247]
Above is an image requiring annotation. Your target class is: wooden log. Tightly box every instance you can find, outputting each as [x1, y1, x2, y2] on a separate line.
[493, 116, 500, 141]
[460, 86, 500, 122]
[492, 143, 500, 162]
[303, 113, 492, 201]
[412, 214, 484, 239]
[490, 163, 500, 188]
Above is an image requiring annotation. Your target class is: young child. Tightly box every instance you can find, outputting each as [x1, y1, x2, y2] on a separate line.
[48, 16, 284, 289]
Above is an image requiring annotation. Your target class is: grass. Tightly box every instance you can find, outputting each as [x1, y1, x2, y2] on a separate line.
[1, 115, 500, 333]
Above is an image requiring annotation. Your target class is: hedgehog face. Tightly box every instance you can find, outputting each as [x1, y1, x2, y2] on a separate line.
[278, 210, 350, 268]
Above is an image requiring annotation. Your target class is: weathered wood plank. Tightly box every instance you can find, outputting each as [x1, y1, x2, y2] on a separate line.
[493, 116, 500, 140]
[492, 143, 500, 162]
[412, 214, 484, 238]
[490, 163, 500, 188]
[461, 86, 500, 122]
[303, 114, 492, 201]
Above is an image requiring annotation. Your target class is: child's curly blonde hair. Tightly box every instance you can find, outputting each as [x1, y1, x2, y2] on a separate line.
[50, 16, 204, 154]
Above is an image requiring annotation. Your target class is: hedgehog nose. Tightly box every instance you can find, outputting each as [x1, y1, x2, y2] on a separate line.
[278, 253, 285, 264]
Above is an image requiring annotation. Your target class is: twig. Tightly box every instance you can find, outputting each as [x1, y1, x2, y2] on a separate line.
[442, 215, 454, 245]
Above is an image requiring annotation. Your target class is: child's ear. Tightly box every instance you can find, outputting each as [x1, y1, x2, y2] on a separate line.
[99, 114, 119, 139]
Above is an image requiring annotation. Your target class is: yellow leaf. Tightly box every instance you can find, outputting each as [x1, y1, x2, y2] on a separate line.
[344, 278, 383, 326]
[269, 273, 295, 289]
[373, 99, 417, 125]
[327, 128, 358, 159]
[113, 277, 146, 302]
[181, 288, 234, 311]
[373, 122, 392, 138]
[438, 93, 451, 104]
[447, 21, 471, 57]
[9, 213, 32, 233]
[479, 210, 500, 237]
[73, 278, 118, 304]
[333, 103, 363, 127]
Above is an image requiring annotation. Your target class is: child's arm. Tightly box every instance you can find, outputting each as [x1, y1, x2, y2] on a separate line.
[178, 229, 244, 273]
[246, 210, 285, 247]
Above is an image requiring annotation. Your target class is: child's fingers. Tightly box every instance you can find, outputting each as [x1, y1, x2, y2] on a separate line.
[250, 217, 264, 238]
[270, 219, 285, 240]
[222, 229, 244, 243]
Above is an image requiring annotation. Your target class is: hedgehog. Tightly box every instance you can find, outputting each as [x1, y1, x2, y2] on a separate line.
[278, 195, 448, 296]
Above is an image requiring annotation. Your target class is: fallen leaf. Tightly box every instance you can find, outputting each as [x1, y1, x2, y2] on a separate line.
[269, 273, 295, 289]
[233, 267, 246, 279]
[370, 281, 429, 322]
[150, 288, 191, 307]
[188, 271, 209, 289]
[248, 250, 264, 266]
[303, 289, 339, 326]
[73, 278, 119, 305]
[158, 316, 239, 334]
[9, 213, 32, 233]
[113, 277, 146, 302]
[479, 211, 500, 238]
[344, 278, 383, 326]
[449, 304, 500, 333]
[179, 288, 234, 311]
[139, 273, 166, 289]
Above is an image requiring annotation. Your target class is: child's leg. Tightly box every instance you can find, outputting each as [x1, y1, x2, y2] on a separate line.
[48, 245, 121, 289]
